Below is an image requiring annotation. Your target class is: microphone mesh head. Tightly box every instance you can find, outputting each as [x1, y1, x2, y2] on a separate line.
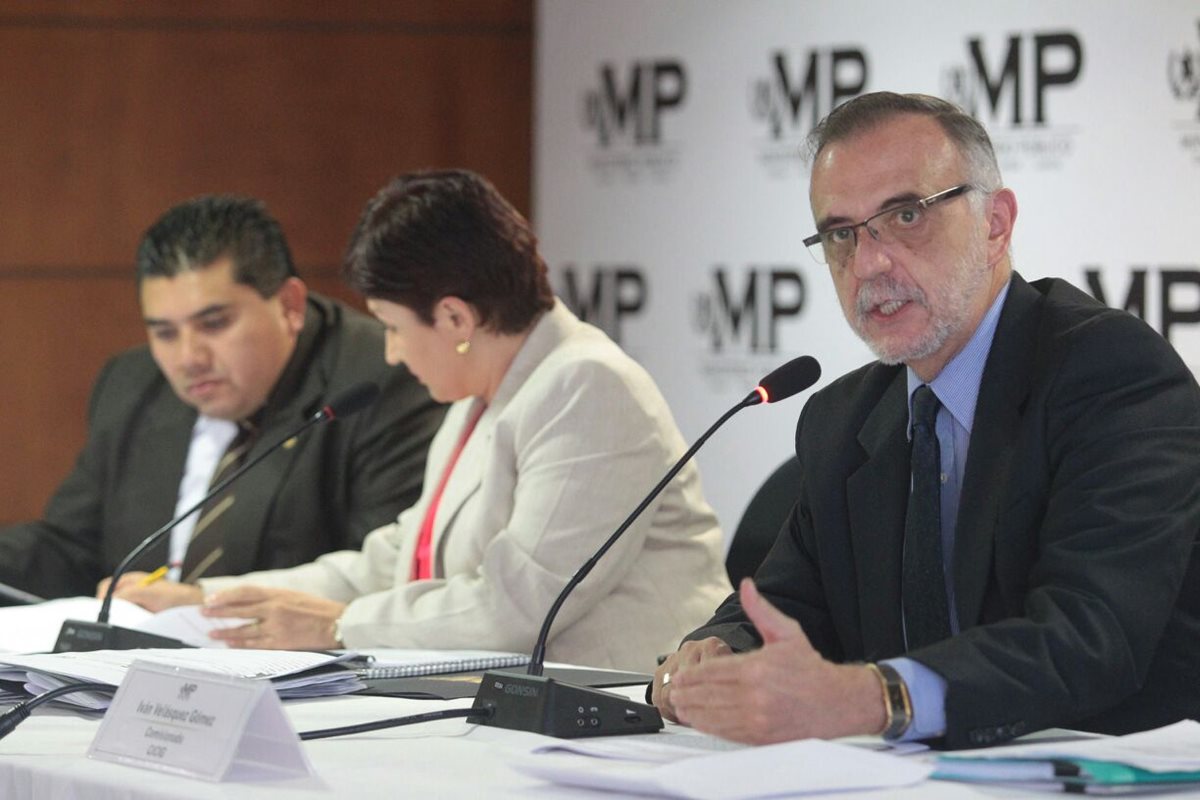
[324, 382, 381, 420]
[757, 356, 821, 403]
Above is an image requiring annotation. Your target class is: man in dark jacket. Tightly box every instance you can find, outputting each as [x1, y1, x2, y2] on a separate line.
[653, 93, 1200, 749]
[0, 196, 443, 600]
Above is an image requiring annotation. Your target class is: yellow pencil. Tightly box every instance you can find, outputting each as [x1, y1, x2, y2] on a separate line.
[137, 565, 169, 587]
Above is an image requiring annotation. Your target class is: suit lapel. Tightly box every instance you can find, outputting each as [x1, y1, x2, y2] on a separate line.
[423, 303, 575, 576]
[429, 402, 489, 576]
[847, 369, 909, 659]
[119, 391, 196, 565]
[953, 276, 1039, 628]
[214, 382, 318, 575]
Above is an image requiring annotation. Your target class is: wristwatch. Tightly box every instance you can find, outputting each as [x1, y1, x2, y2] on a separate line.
[866, 662, 913, 740]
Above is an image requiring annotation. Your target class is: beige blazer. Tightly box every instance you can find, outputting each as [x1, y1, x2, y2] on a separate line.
[205, 301, 731, 671]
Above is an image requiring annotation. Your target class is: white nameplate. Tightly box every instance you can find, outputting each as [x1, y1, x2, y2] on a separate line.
[88, 660, 314, 782]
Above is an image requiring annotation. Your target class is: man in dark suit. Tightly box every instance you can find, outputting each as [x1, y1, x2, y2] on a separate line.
[0, 196, 444, 601]
[652, 93, 1200, 749]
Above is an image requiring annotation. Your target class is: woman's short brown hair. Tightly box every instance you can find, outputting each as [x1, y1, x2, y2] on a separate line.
[344, 170, 555, 334]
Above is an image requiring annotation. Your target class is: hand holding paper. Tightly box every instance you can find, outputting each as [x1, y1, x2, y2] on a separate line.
[97, 571, 204, 613]
[203, 586, 345, 650]
[117, 578, 205, 613]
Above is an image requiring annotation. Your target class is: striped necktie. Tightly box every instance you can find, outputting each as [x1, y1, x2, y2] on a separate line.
[180, 421, 256, 583]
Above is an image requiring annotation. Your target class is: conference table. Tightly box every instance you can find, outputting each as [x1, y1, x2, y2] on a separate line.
[3, 691, 582, 799]
[0, 681, 941, 799]
[1, 679, 1192, 799]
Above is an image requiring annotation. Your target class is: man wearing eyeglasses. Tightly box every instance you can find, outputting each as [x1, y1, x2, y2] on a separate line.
[652, 92, 1200, 749]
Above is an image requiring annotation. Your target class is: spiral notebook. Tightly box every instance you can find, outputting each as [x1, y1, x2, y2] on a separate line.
[353, 648, 530, 679]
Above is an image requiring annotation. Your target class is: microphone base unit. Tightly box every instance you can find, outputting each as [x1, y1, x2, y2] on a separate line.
[52, 620, 192, 653]
[468, 670, 663, 738]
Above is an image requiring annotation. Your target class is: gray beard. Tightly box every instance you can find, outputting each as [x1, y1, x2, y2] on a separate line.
[849, 242, 990, 366]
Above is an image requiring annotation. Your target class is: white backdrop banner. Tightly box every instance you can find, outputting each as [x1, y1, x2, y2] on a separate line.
[535, 0, 1200, 541]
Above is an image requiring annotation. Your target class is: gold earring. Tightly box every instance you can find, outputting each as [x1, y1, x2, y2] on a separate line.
[455, 340, 471, 355]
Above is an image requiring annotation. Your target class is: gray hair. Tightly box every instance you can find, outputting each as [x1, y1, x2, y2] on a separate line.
[806, 92, 1003, 206]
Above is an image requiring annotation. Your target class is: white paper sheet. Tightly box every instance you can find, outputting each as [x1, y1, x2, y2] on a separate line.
[0, 597, 253, 654]
[516, 737, 933, 799]
[134, 604, 253, 648]
[531, 729, 927, 764]
[0, 597, 152, 653]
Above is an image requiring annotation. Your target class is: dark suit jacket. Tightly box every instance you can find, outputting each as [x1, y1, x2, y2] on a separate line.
[0, 293, 445, 600]
[691, 275, 1200, 749]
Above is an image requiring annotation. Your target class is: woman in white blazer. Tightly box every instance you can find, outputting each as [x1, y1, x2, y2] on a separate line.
[116, 170, 732, 672]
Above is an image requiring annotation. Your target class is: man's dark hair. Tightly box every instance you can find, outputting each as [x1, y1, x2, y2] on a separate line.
[136, 195, 298, 296]
[806, 92, 1002, 192]
[344, 169, 554, 334]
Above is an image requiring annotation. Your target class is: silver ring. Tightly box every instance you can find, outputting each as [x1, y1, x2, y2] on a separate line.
[661, 672, 671, 688]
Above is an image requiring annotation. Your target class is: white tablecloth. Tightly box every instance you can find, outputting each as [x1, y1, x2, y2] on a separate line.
[0, 687, 1169, 800]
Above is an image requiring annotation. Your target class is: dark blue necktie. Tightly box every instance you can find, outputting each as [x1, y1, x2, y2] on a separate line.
[902, 385, 951, 650]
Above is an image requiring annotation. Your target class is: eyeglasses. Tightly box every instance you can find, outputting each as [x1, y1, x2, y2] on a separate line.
[803, 184, 974, 266]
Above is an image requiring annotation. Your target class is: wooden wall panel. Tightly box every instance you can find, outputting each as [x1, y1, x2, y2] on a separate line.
[0, 1, 532, 523]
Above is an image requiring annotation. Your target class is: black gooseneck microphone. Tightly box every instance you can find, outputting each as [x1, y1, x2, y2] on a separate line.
[468, 355, 821, 738]
[52, 381, 381, 654]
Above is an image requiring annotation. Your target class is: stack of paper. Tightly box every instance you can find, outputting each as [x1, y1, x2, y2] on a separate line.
[934, 720, 1200, 793]
[0, 648, 363, 710]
